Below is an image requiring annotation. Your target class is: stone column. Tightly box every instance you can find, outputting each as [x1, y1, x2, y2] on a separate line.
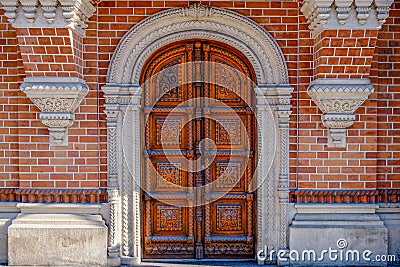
[104, 106, 121, 266]
[276, 89, 293, 266]
[255, 85, 293, 265]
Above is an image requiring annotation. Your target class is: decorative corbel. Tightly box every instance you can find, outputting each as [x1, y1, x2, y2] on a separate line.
[374, 0, 394, 25]
[301, 0, 394, 34]
[20, 76, 88, 146]
[0, 0, 96, 36]
[355, 0, 374, 24]
[335, 0, 354, 24]
[307, 79, 374, 148]
[301, 0, 334, 32]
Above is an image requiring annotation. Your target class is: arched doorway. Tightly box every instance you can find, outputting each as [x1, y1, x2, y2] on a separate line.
[140, 40, 257, 259]
[103, 4, 293, 265]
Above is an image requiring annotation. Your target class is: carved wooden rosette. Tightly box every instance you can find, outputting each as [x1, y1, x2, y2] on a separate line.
[20, 77, 88, 146]
[307, 78, 374, 148]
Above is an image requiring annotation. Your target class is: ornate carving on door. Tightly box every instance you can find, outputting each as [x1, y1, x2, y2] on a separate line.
[141, 41, 257, 259]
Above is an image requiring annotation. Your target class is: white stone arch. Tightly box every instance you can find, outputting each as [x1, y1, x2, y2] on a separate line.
[107, 4, 288, 85]
[102, 4, 293, 265]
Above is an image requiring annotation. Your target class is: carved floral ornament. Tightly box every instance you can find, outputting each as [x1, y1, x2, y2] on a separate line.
[21, 76, 88, 146]
[307, 78, 374, 148]
[0, 0, 95, 35]
[301, 0, 394, 34]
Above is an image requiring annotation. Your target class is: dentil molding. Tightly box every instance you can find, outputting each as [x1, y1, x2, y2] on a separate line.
[307, 78, 374, 148]
[21, 76, 88, 146]
[301, 0, 394, 34]
[0, 0, 96, 35]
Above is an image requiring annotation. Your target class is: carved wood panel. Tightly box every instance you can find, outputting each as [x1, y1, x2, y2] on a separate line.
[142, 40, 256, 259]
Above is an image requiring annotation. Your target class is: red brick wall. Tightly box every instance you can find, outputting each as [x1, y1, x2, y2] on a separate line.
[371, 0, 400, 189]
[0, 0, 398, 198]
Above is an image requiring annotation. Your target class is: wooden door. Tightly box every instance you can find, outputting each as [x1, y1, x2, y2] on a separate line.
[142, 40, 256, 259]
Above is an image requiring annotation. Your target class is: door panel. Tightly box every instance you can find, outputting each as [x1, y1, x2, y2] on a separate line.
[142, 40, 256, 259]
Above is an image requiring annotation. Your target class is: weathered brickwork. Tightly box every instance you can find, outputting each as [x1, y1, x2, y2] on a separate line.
[0, 0, 398, 199]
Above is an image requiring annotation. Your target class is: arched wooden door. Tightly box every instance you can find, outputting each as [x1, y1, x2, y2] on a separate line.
[141, 40, 257, 259]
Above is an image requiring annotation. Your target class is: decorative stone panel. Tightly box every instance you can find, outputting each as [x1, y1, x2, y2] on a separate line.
[307, 78, 374, 147]
[21, 76, 88, 146]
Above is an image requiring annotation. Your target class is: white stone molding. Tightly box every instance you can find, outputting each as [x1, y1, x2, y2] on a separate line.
[0, 0, 95, 36]
[301, 0, 394, 34]
[107, 4, 288, 85]
[20, 76, 88, 146]
[104, 5, 293, 265]
[307, 78, 374, 148]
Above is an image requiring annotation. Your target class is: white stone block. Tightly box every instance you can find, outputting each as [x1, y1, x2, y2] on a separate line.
[289, 204, 388, 266]
[8, 213, 107, 266]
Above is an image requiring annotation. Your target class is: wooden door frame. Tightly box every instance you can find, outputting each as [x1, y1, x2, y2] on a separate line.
[103, 4, 293, 266]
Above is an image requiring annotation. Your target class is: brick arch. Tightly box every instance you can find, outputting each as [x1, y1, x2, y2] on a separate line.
[106, 4, 289, 86]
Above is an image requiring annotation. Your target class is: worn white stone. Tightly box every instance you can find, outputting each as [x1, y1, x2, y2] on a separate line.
[290, 204, 388, 266]
[8, 204, 107, 266]
[0, 203, 18, 265]
[377, 206, 400, 265]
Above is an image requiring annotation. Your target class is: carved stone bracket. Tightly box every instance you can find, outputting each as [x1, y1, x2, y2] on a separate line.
[21, 76, 88, 146]
[307, 78, 374, 148]
[0, 0, 96, 35]
[301, 0, 394, 34]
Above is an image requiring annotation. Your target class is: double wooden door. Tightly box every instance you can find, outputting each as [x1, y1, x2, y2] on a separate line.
[142, 40, 256, 259]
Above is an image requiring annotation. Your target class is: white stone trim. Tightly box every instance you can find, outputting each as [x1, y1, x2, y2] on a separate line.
[21, 76, 89, 146]
[0, 0, 96, 36]
[16, 203, 103, 214]
[103, 4, 293, 265]
[307, 78, 374, 148]
[301, 0, 394, 35]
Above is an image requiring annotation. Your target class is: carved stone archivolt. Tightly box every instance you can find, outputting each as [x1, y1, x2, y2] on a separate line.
[0, 0, 96, 35]
[107, 4, 288, 85]
[301, 0, 394, 34]
[307, 78, 374, 147]
[21, 76, 88, 146]
[104, 4, 293, 265]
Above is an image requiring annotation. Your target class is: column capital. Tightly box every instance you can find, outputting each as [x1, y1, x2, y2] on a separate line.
[0, 0, 96, 36]
[301, 0, 394, 34]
